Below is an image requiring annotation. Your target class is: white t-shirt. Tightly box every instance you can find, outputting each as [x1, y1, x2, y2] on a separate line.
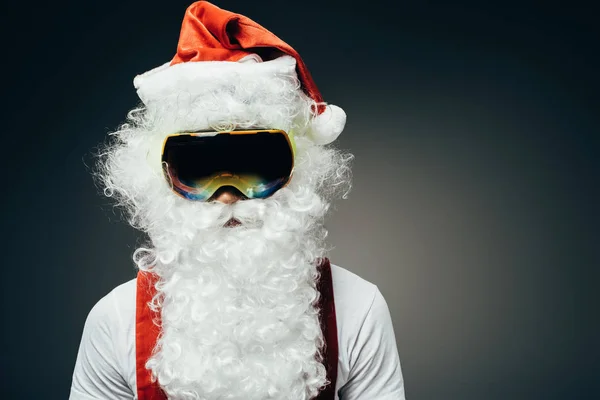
[70, 264, 406, 399]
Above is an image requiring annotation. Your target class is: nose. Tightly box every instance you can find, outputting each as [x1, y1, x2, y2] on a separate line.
[210, 186, 245, 204]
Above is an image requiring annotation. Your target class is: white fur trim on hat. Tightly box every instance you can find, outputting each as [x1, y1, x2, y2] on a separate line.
[132, 54, 345, 144]
[133, 54, 293, 108]
[132, 55, 306, 134]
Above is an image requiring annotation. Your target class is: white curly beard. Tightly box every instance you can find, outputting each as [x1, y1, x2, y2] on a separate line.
[137, 185, 331, 400]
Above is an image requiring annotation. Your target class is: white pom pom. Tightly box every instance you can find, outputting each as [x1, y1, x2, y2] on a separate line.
[308, 104, 346, 145]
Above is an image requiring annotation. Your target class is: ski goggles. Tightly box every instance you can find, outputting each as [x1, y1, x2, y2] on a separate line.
[161, 129, 295, 201]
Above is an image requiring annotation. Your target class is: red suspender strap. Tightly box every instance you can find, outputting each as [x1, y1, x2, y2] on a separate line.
[315, 258, 339, 399]
[135, 271, 167, 399]
[135, 258, 338, 400]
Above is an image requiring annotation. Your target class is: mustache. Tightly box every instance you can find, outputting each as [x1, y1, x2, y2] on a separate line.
[187, 198, 267, 230]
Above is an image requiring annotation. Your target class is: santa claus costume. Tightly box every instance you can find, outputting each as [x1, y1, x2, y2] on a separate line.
[70, 1, 405, 399]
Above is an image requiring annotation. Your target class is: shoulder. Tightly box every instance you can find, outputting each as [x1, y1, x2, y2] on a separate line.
[88, 278, 137, 322]
[328, 263, 406, 399]
[109, 277, 138, 309]
[328, 262, 397, 340]
[328, 262, 381, 347]
[70, 278, 139, 399]
[86, 278, 137, 327]
[330, 262, 379, 315]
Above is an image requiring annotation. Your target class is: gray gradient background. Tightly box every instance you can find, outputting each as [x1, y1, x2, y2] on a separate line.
[2, 0, 598, 399]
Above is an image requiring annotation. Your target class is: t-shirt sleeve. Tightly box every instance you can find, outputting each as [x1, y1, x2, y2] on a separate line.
[338, 287, 406, 400]
[69, 291, 134, 400]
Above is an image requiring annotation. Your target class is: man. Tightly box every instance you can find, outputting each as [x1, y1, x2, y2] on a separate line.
[70, 1, 406, 399]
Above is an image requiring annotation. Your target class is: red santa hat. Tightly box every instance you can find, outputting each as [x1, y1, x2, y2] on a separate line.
[133, 0, 346, 145]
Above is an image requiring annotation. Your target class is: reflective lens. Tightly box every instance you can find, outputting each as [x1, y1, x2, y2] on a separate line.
[162, 130, 294, 201]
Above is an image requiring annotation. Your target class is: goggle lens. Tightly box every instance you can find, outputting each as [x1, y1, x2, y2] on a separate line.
[162, 130, 294, 201]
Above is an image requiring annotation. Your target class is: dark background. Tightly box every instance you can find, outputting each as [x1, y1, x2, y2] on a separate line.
[2, 0, 598, 399]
